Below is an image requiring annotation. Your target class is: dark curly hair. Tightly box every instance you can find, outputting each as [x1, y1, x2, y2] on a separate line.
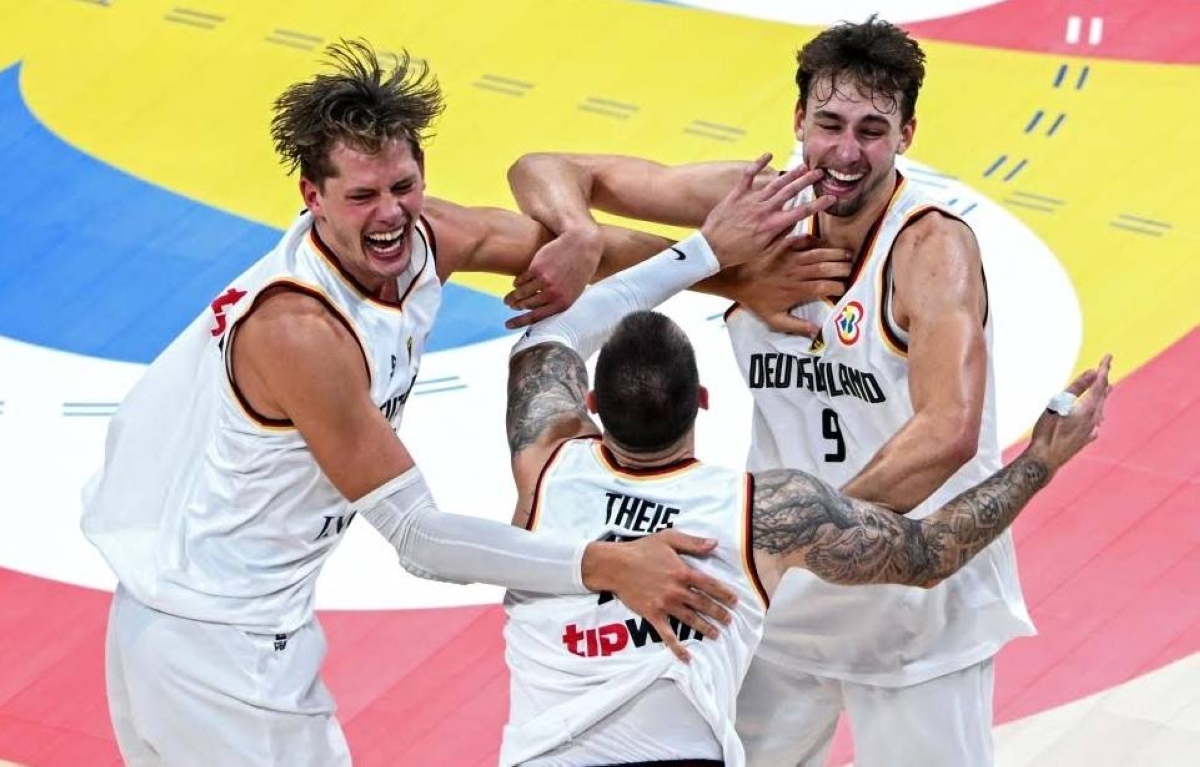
[271, 39, 445, 186]
[795, 15, 926, 125]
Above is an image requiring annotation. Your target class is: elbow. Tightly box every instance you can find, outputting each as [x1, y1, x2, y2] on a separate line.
[937, 414, 980, 471]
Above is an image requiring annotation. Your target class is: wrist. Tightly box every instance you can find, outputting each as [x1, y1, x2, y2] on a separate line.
[580, 541, 623, 592]
[1017, 445, 1057, 480]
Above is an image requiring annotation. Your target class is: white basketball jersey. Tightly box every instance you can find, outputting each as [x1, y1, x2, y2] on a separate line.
[726, 173, 1033, 686]
[82, 211, 441, 634]
[502, 438, 768, 767]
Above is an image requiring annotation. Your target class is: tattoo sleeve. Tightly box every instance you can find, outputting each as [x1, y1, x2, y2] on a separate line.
[506, 343, 595, 453]
[751, 454, 1050, 586]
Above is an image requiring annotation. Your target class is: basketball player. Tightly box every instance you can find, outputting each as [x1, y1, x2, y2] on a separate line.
[508, 16, 1039, 766]
[79, 41, 795, 766]
[498, 160, 1110, 766]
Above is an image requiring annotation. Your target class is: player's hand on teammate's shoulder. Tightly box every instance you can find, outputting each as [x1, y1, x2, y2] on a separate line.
[505, 225, 604, 330]
[581, 529, 737, 662]
[1025, 354, 1112, 475]
[733, 235, 853, 336]
[700, 153, 835, 269]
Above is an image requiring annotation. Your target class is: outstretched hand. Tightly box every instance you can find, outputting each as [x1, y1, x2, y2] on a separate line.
[732, 234, 852, 336]
[581, 529, 738, 662]
[1026, 354, 1112, 474]
[505, 226, 604, 329]
[700, 153, 835, 269]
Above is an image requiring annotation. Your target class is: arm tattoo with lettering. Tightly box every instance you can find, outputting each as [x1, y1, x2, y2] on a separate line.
[751, 454, 1050, 586]
[506, 343, 595, 453]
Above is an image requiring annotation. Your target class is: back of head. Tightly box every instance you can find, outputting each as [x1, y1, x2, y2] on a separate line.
[270, 39, 445, 186]
[594, 311, 700, 453]
[795, 15, 926, 124]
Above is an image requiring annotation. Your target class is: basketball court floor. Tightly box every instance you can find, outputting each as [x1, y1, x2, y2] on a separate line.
[0, 0, 1197, 763]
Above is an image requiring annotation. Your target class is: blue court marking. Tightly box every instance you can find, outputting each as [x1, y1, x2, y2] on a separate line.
[1025, 110, 1044, 133]
[1076, 66, 1090, 90]
[983, 154, 1007, 177]
[1046, 113, 1066, 136]
[1053, 64, 1068, 88]
[0, 63, 510, 364]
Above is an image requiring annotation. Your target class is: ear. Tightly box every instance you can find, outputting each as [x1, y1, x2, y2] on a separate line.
[300, 177, 323, 216]
[793, 99, 806, 142]
[897, 117, 916, 155]
[698, 385, 709, 411]
[585, 390, 599, 414]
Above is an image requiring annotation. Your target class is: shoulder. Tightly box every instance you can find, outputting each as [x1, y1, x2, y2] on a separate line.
[894, 209, 978, 261]
[236, 286, 361, 368]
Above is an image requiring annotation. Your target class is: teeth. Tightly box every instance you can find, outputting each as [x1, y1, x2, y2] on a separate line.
[826, 169, 865, 182]
[365, 226, 405, 243]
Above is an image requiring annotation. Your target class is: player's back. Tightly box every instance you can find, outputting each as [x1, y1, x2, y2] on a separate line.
[502, 437, 768, 767]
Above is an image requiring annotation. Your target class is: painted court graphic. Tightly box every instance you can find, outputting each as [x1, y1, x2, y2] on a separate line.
[0, 0, 1197, 764]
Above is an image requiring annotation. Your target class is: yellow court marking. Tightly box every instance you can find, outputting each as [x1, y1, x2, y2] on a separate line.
[6, 0, 1198, 380]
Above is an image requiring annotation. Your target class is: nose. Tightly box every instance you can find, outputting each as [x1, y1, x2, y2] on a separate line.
[834, 131, 861, 164]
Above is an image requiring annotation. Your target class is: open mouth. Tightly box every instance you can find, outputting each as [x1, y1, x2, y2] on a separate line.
[363, 225, 408, 261]
[819, 168, 867, 197]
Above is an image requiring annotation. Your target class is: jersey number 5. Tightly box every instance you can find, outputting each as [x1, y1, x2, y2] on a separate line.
[822, 408, 846, 462]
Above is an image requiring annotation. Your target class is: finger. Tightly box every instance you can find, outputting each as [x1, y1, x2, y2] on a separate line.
[661, 529, 718, 556]
[506, 303, 563, 330]
[802, 280, 848, 300]
[785, 242, 852, 262]
[737, 153, 773, 194]
[1062, 368, 1098, 397]
[766, 167, 827, 208]
[765, 312, 821, 337]
[770, 194, 835, 233]
[668, 601, 719, 639]
[652, 617, 691, 663]
[686, 568, 739, 609]
[685, 588, 733, 627]
[513, 270, 540, 288]
[506, 279, 545, 306]
[512, 291, 554, 311]
[760, 164, 821, 204]
[504, 311, 536, 330]
[789, 256, 853, 281]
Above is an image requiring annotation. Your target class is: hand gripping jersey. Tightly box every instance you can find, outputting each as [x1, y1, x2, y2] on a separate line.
[82, 212, 441, 634]
[725, 173, 1034, 687]
[502, 438, 769, 767]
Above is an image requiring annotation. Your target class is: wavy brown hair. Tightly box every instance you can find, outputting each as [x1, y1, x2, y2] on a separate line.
[795, 15, 926, 124]
[271, 39, 445, 186]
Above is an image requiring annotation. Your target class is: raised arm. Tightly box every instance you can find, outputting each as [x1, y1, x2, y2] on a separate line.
[506, 152, 851, 332]
[841, 213, 990, 512]
[751, 357, 1111, 594]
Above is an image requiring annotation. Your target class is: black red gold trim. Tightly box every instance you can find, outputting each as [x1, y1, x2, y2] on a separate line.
[742, 473, 770, 609]
[309, 222, 429, 311]
[418, 214, 438, 263]
[225, 280, 370, 429]
[723, 302, 741, 322]
[819, 171, 907, 309]
[597, 443, 699, 478]
[524, 437, 578, 531]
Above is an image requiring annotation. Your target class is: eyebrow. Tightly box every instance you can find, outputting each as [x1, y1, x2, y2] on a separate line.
[813, 110, 892, 127]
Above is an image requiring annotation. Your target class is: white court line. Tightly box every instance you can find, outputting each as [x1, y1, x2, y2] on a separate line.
[1089, 17, 1104, 46]
[1066, 15, 1082, 44]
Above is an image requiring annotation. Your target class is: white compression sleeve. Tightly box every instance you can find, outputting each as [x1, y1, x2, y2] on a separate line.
[354, 467, 591, 594]
[511, 232, 720, 359]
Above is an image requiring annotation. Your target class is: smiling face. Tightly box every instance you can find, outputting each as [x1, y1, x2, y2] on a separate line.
[796, 74, 915, 218]
[301, 138, 426, 297]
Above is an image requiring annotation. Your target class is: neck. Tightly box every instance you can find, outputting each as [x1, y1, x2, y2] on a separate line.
[818, 170, 899, 254]
[602, 434, 695, 469]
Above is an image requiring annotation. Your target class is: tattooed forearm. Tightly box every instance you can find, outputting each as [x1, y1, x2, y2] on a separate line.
[751, 453, 1050, 587]
[506, 343, 594, 453]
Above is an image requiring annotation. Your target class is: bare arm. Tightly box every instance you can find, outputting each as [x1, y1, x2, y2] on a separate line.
[233, 289, 415, 499]
[508, 152, 757, 231]
[752, 358, 1111, 594]
[506, 343, 600, 528]
[840, 213, 989, 512]
[506, 152, 849, 332]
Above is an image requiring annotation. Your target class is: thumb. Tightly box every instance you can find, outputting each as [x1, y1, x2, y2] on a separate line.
[765, 312, 820, 337]
[661, 529, 717, 555]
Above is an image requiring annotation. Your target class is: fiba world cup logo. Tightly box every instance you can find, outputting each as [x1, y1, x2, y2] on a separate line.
[836, 301, 866, 345]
